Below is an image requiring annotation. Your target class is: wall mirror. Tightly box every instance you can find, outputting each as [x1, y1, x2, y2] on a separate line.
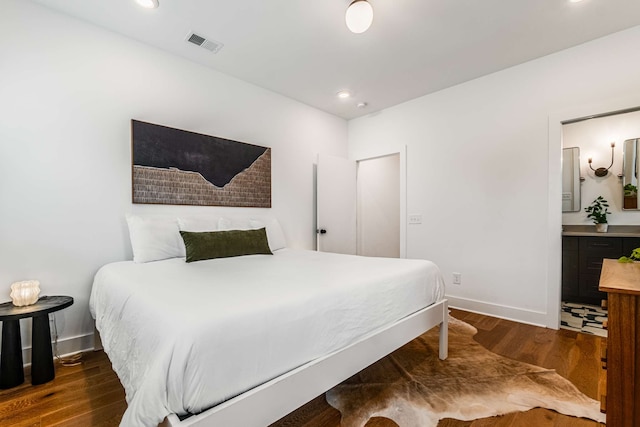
[562, 147, 581, 212]
[622, 138, 640, 210]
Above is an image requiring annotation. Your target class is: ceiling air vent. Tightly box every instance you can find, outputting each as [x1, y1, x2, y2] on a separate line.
[185, 32, 223, 54]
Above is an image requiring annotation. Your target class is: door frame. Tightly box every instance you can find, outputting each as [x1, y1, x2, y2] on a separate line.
[354, 146, 407, 259]
[548, 94, 640, 329]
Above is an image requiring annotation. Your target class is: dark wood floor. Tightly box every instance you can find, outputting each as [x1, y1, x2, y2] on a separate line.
[0, 309, 605, 426]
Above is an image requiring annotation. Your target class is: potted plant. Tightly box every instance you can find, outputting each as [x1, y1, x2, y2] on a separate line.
[624, 183, 638, 209]
[585, 196, 611, 232]
[624, 183, 637, 197]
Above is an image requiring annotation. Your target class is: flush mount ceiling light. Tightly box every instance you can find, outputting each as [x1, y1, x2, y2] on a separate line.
[135, 0, 159, 9]
[337, 90, 352, 99]
[345, 0, 373, 34]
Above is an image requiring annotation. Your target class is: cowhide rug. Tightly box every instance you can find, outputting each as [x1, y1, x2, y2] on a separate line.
[326, 317, 606, 426]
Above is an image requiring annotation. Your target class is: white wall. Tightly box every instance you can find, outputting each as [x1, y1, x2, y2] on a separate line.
[0, 0, 347, 356]
[562, 110, 640, 224]
[348, 25, 640, 327]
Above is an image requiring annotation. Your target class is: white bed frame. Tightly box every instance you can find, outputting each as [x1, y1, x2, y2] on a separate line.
[160, 299, 448, 427]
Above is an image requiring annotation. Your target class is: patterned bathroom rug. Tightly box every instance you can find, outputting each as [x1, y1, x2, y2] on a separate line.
[326, 316, 605, 427]
[561, 302, 608, 338]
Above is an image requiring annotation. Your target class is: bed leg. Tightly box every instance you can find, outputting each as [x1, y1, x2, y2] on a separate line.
[438, 303, 448, 360]
[93, 325, 103, 351]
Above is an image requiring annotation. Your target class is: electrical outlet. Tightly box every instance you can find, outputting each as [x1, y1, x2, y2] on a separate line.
[408, 214, 422, 224]
[452, 272, 462, 285]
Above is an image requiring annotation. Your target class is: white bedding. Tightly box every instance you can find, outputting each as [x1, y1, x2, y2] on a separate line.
[90, 249, 445, 427]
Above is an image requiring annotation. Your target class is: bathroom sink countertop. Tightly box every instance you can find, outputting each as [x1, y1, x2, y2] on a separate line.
[562, 225, 640, 237]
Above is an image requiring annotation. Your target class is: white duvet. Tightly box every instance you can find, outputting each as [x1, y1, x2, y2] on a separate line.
[90, 249, 445, 427]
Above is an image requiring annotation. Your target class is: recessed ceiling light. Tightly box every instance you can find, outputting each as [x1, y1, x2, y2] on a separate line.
[357, 102, 368, 108]
[569, 0, 584, 3]
[337, 90, 352, 99]
[135, 0, 159, 9]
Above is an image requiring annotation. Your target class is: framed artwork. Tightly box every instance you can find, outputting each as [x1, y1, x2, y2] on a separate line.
[131, 120, 271, 207]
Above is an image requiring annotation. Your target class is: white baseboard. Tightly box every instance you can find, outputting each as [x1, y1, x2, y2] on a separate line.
[20, 332, 95, 366]
[446, 295, 551, 328]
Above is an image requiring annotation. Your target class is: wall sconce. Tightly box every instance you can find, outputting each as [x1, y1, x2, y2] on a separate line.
[10, 280, 40, 307]
[588, 142, 615, 177]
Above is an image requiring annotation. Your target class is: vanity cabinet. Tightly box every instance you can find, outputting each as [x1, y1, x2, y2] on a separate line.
[562, 235, 640, 305]
[562, 237, 580, 300]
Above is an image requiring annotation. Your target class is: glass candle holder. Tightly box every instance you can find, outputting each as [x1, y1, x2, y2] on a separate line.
[10, 280, 41, 307]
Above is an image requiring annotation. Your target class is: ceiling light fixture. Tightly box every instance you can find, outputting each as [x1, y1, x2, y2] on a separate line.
[337, 90, 352, 99]
[345, 0, 373, 34]
[135, 0, 159, 9]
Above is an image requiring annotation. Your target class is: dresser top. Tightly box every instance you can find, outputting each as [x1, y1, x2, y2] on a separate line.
[599, 259, 640, 296]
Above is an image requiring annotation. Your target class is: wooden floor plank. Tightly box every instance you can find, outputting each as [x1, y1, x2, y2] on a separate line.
[48, 399, 128, 427]
[0, 309, 604, 426]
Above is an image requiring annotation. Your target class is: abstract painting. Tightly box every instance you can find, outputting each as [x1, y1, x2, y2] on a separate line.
[131, 120, 271, 207]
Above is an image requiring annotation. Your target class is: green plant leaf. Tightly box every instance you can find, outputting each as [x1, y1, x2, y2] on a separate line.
[619, 248, 640, 262]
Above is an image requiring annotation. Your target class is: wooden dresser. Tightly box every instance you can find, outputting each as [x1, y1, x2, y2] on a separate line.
[598, 258, 640, 427]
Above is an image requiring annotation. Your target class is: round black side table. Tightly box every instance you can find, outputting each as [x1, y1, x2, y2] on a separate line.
[0, 295, 73, 389]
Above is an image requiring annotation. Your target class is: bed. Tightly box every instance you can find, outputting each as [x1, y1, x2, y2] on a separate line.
[90, 216, 448, 427]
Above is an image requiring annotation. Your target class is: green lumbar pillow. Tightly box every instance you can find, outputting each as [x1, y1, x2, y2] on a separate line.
[180, 228, 273, 263]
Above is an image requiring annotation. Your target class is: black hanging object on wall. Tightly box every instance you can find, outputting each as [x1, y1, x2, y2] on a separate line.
[588, 142, 615, 177]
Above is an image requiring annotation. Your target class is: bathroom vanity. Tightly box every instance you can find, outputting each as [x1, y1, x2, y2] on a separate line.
[562, 225, 640, 305]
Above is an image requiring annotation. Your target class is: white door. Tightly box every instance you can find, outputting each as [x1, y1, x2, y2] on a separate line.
[316, 154, 356, 254]
[357, 154, 400, 257]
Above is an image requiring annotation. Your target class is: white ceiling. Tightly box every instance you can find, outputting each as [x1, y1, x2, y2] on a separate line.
[32, 0, 640, 119]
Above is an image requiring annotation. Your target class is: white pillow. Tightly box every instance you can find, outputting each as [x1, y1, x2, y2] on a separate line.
[218, 217, 252, 231]
[217, 217, 286, 251]
[126, 215, 185, 263]
[177, 216, 219, 232]
[250, 218, 287, 251]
